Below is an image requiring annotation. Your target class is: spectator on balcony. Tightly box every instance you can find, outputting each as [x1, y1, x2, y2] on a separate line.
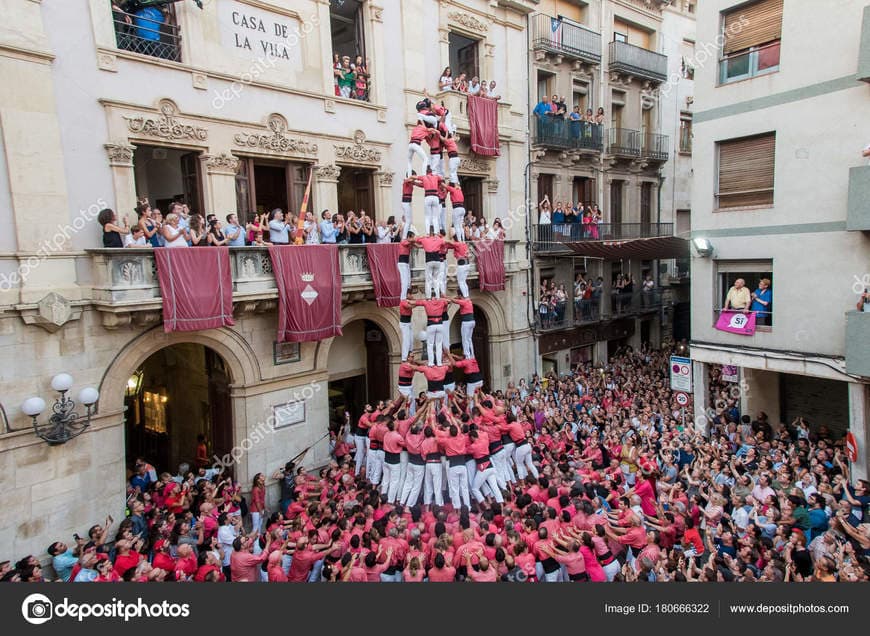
[246, 213, 266, 245]
[207, 219, 227, 246]
[641, 274, 656, 308]
[487, 81, 501, 101]
[569, 106, 582, 139]
[98, 208, 130, 248]
[268, 209, 292, 245]
[124, 225, 148, 248]
[552, 201, 565, 225]
[353, 56, 370, 101]
[225, 214, 245, 247]
[488, 218, 505, 241]
[595, 107, 606, 126]
[468, 77, 481, 96]
[188, 214, 206, 246]
[333, 213, 348, 244]
[590, 206, 602, 239]
[346, 211, 363, 244]
[724, 278, 751, 314]
[554, 284, 568, 323]
[337, 56, 356, 99]
[439, 67, 453, 91]
[538, 195, 552, 225]
[534, 95, 554, 138]
[320, 210, 337, 244]
[137, 205, 160, 247]
[332, 53, 341, 96]
[162, 213, 190, 248]
[555, 96, 568, 119]
[251, 229, 270, 247]
[152, 210, 166, 247]
[750, 278, 772, 325]
[302, 211, 320, 245]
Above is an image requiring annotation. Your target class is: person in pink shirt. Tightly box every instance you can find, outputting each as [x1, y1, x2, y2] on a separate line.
[403, 556, 426, 582]
[229, 534, 271, 582]
[427, 552, 456, 581]
[541, 534, 588, 581]
[285, 535, 333, 582]
[382, 419, 406, 505]
[363, 546, 393, 582]
[267, 550, 287, 582]
[465, 551, 498, 582]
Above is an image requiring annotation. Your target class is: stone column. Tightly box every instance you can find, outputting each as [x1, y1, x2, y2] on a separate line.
[105, 142, 138, 222]
[848, 382, 869, 480]
[314, 164, 341, 217]
[484, 177, 500, 228]
[202, 153, 240, 217]
[314, 0, 334, 95]
[599, 260, 612, 319]
[692, 360, 711, 437]
[376, 171, 395, 222]
[367, 4, 385, 104]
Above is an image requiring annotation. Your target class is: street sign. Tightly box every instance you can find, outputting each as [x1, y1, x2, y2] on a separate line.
[845, 431, 858, 463]
[670, 356, 693, 393]
[675, 392, 689, 406]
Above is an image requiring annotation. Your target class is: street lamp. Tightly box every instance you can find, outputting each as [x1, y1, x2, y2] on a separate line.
[21, 374, 100, 446]
[690, 237, 714, 257]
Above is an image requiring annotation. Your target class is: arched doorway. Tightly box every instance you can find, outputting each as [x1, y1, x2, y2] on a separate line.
[123, 344, 232, 477]
[326, 319, 390, 429]
[472, 306, 492, 390]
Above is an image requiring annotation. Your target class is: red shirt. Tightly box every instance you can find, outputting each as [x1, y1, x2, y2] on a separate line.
[418, 173, 443, 193]
[467, 433, 490, 460]
[422, 298, 448, 319]
[427, 565, 456, 582]
[113, 552, 143, 577]
[151, 552, 176, 573]
[438, 430, 468, 457]
[383, 430, 405, 454]
[452, 241, 469, 259]
[454, 298, 473, 315]
[410, 123, 432, 143]
[399, 240, 414, 257]
[230, 550, 267, 582]
[402, 179, 415, 198]
[419, 365, 449, 384]
[453, 358, 480, 375]
[419, 235, 444, 254]
[443, 136, 458, 154]
[405, 430, 425, 455]
[398, 361, 415, 384]
[287, 548, 328, 582]
[444, 184, 464, 205]
[421, 436, 441, 460]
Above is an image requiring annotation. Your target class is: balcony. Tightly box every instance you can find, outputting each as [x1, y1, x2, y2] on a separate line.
[847, 166, 870, 231]
[608, 41, 668, 84]
[533, 222, 674, 252]
[532, 117, 604, 153]
[641, 132, 670, 162]
[113, 8, 181, 62]
[87, 243, 521, 327]
[607, 128, 641, 157]
[534, 291, 662, 334]
[431, 91, 513, 139]
[531, 14, 602, 65]
[846, 311, 870, 377]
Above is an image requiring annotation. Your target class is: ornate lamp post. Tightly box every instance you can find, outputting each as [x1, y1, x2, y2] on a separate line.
[20, 374, 100, 446]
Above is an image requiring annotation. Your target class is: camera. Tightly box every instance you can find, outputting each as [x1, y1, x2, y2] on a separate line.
[28, 600, 52, 620]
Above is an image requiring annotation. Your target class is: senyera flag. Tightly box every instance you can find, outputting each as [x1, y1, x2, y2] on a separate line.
[293, 167, 314, 245]
[155, 247, 234, 332]
[715, 310, 757, 335]
[269, 245, 342, 343]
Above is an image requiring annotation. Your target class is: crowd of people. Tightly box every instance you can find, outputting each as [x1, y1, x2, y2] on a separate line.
[537, 196, 604, 241]
[333, 53, 371, 101]
[438, 67, 501, 100]
[4, 346, 869, 584]
[536, 272, 659, 328]
[533, 94, 607, 147]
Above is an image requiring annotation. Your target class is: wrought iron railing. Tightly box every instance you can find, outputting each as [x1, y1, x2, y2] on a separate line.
[608, 128, 641, 156]
[642, 132, 670, 161]
[531, 14, 602, 63]
[532, 223, 674, 250]
[533, 117, 604, 152]
[113, 8, 181, 62]
[608, 40, 668, 82]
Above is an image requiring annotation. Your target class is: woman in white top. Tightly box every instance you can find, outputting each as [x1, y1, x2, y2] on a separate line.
[439, 67, 453, 91]
[162, 213, 190, 248]
[539, 195, 552, 224]
[303, 212, 320, 244]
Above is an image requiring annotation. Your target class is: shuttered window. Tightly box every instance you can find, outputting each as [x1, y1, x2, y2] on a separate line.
[716, 133, 775, 209]
[723, 0, 783, 54]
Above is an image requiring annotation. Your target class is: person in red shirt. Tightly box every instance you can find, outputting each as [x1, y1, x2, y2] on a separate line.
[398, 234, 417, 302]
[467, 428, 504, 505]
[413, 167, 444, 234]
[368, 415, 389, 490]
[444, 181, 465, 241]
[410, 360, 450, 404]
[421, 418, 445, 507]
[382, 419, 406, 505]
[407, 122, 435, 177]
[174, 543, 198, 580]
[415, 226, 446, 298]
[443, 132, 460, 185]
[230, 534, 271, 582]
[426, 122, 443, 178]
[435, 421, 471, 510]
[150, 539, 176, 574]
[448, 234, 470, 297]
[447, 292, 475, 358]
[409, 293, 448, 365]
[397, 352, 417, 412]
[112, 539, 143, 578]
[400, 174, 416, 239]
[427, 551, 456, 581]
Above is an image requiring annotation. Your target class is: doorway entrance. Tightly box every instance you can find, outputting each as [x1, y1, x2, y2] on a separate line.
[327, 319, 391, 426]
[471, 306, 491, 390]
[337, 167, 375, 217]
[234, 158, 312, 225]
[123, 344, 232, 477]
[132, 144, 204, 216]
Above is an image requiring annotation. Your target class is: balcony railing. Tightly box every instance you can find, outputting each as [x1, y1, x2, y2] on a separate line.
[87, 243, 521, 314]
[534, 289, 662, 333]
[533, 117, 604, 152]
[641, 132, 670, 161]
[609, 290, 662, 317]
[607, 128, 641, 157]
[608, 40, 668, 83]
[847, 166, 870, 231]
[113, 8, 181, 62]
[532, 223, 674, 251]
[531, 14, 602, 64]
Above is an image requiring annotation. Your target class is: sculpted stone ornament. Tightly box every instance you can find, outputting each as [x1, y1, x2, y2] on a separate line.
[104, 143, 136, 167]
[377, 171, 394, 186]
[315, 164, 341, 181]
[124, 99, 208, 142]
[334, 130, 382, 164]
[459, 157, 490, 174]
[22, 292, 81, 333]
[205, 153, 241, 174]
[234, 113, 318, 156]
[448, 11, 489, 33]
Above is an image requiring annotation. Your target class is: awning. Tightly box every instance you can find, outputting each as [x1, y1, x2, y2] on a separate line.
[563, 236, 689, 260]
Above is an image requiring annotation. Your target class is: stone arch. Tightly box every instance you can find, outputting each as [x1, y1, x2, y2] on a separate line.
[313, 301, 403, 370]
[98, 326, 262, 416]
[469, 291, 509, 335]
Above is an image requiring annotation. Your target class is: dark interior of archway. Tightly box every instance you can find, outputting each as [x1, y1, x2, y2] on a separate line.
[471, 307, 491, 390]
[123, 344, 232, 479]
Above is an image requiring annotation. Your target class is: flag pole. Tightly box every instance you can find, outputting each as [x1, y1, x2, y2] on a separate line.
[293, 166, 314, 245]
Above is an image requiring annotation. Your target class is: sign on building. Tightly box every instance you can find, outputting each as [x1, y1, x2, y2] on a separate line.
[721, 365, 739, 383]
[670, 355, 693, 393]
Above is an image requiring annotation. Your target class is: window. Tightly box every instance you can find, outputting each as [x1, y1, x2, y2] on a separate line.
[716, 133, 775, 209]
[640, 182, 652, 232]
[449, 32, 480, 81]
[613, 31, 627, 43]
[679, 113, 693, 153]
[614, 18, 652, 49]
[337, 167, 375, 218]
[572, 80, 590, 114]
[537, 70, 555, 102]
[609, 181, 623, 225]
[719, 0, 782, 84]
[462, 177, 484, 222]
[716, 261, 774, 327]
[112, 1, 181, 61]
[330, 0, 369, 100]
[573, 176, 596, 207]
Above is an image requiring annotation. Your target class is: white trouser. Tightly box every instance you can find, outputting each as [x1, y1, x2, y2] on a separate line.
[368, 448, 384, 486]
[400, 320, 412, 360]
[467, 380, 483, 396]
[424, 196, 441, 234]
[430, 152, 443, 177]
[426, 323, 443, 365]
[425, 261, 441, 297]
[401, 202, 412, 238]
[398, 385, 415, 415]
[438, 260, 447, 296]
[354, 434, 368, 475]
[424, 461, 444, 505]
[513, 442, 538, 480]
[452, 207, 466, 240]
[399, 262, 411, 300]
[501, 442, 517, 483]
[384, 459, 402, 502]
[448, 156, 460, 184]
[251, 511, 263, 535]
[447, 463, 471, 509]
[441, 316, 451, 351]
[398, 450, 409, 496]
[471, 465, 504, 503]
[456, 263, 470, 297]
[460, 319, 475, 358]
[400, 461, 425, 506]
[408, 143, 428, 177]
[465, 458, 477, 489]
[603, 558, 621, 582]
[445, 111, 455, 136]
[489, 448, 509, 489]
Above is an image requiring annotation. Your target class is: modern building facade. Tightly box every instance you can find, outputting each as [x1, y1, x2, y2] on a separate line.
[689, 0, 870, 477]
[0, 0, 536, 559]
[527, 0, 694, 372]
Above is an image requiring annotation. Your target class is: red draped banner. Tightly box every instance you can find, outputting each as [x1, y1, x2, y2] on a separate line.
[467, 95, 501, 156]
[269, 245, 343, 343]
[366, 243, 402, 307]
[155, 247, 235, 333]
[473, 239, 505, 292]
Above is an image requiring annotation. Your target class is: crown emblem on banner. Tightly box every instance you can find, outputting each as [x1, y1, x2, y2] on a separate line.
[300, 272, 315, 282]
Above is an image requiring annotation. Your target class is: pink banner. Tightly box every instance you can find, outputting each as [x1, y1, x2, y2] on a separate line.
[366, 243, 402, 307]
[467, 95, 501, 157]
[269, 245, 343, 343]
[155, 247, 235, 333]
[715, 310, 757, 336]
[473, 239, 505, 292]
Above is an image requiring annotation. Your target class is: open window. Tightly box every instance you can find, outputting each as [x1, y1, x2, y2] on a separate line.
[330, 0, 369, 100]
[111, 0, 181, 62]
[717, 261, 774, 328]
[449, 32, 480, 81]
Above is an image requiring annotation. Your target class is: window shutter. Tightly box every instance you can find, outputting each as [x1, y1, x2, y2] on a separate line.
[723, 0, 783, 54]
[717, 133, 776, 208]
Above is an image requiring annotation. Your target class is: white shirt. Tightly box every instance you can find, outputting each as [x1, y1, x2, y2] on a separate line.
[468, 82, 481, 95]
[164, 226, 188, 248]
[124, 233, 147, 247]
[304, 220, 319, 244]
[376, 226, 391, 243]
[539, 210, 551, 224]
[217, 525, 238, 567]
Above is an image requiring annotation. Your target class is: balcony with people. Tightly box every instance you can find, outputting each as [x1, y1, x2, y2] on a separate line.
[111, 1, 182, 63]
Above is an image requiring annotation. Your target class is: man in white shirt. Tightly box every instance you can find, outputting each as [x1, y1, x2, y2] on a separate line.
[217, 513, 240, 579]
[124, 226, 148, 247]
[467, 77, 481, 96]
